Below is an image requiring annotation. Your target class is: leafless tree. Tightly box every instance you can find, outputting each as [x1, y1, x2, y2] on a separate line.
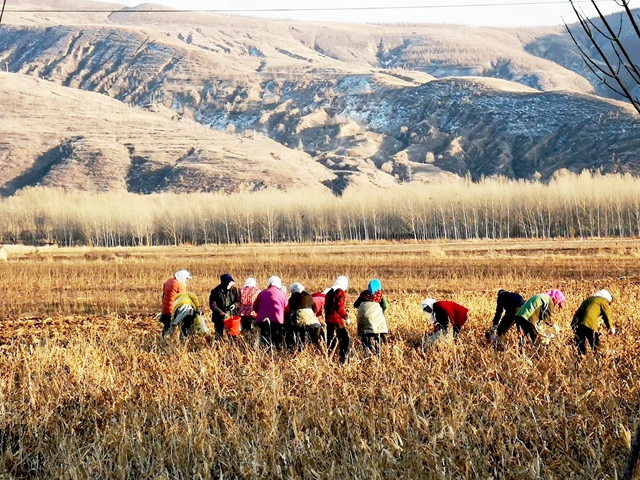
[567, 3, 640, 476]
[566, 0, 640, 114]
[0, 0, 7, 24]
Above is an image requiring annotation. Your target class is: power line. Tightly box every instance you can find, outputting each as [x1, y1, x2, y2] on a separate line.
[3, 0, 621, 15]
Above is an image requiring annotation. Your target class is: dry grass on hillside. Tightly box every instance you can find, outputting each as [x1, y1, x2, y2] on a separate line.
[0, 239, 638, 478]
[6, 0, 594, 95]
[0, 72, 334, 195]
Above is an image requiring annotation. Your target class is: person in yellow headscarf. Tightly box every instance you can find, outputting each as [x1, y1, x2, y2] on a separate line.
[170, 291, 207, 338]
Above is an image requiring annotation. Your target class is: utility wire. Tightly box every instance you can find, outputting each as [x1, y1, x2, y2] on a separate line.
[0, 0, 7, 24]
[3, 0, 622, 15]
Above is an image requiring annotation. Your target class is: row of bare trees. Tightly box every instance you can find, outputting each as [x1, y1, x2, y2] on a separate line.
[0, 172, 639, 246]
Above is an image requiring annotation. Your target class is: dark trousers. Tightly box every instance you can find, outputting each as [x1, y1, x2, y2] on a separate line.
[361, 333, 387, 355]
[284, 323, 297, 350]
[298, 324, 323, 349]
[435, 321, 462, 337]
[326, 323, 350, 364]
[212, 315, 225, 337]
[574, 324, 600, 355]
[497, 315, 537, 344]
[180, 313, 196, 338]
[241, 316, 254, 332]
[496, 314, 517, 337]
[258, 322, 284, 349]
[159, 313, 172, 334]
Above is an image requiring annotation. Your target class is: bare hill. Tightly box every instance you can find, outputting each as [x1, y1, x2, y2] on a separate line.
[1, 1, 596, 95]
[0, 72, 336, 195]
[1, 1, 640, 194]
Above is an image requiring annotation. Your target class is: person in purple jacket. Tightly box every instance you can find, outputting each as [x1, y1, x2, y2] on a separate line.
[253, 275, 288, 348]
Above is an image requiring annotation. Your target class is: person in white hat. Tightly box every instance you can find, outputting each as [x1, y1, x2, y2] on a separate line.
[239, 277, 261, 333]
[286, 282, 322, 349]
[253, 276, 288, 348]
[160, 270, 192, 336]
[571, 289, 615, 355]
[325, 276, 351, 364]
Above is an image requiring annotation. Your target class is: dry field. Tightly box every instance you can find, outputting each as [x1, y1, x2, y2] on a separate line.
[0, 238, 639, 479]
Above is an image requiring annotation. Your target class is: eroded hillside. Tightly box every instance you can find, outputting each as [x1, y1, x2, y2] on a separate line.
[0, 1, 639, 195]
[0, 72, 336, 195]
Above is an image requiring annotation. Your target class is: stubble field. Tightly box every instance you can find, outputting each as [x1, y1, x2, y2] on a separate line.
[0, 238, 639, 479]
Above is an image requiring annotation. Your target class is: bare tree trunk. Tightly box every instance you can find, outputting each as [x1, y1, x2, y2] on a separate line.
[623, 420, 640, 480]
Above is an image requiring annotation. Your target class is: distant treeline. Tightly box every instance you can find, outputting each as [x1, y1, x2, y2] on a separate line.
[1, 171, 639, 246]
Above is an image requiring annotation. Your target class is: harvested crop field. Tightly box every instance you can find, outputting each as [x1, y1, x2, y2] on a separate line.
[0, 238, 638, 478]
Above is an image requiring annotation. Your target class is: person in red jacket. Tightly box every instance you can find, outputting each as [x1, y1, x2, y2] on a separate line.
[421, 298, 468, 345]
[325, 275, 350, 364]
[160, 270, 191, 336]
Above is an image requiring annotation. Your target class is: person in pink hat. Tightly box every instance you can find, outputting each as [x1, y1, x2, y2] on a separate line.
[511, 289, 565, 345]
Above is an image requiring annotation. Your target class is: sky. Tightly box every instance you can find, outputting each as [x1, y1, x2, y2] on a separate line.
[98, 0, 627, 28]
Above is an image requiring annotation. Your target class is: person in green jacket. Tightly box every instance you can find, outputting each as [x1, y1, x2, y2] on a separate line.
[571, 289, 615, 355]
[515, 289, 565, 345]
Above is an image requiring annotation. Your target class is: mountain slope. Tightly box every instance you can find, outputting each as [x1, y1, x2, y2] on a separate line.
[1, 1, 596, 96]
[0, 72, 336, 195]
[1, 1, 639, 195]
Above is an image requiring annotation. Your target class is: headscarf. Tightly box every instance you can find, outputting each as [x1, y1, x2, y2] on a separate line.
[547, 289, 566, 308]
[594, 289, 613, 302]
[174, 270, 192, 285]
[368, 279, 382, 294]
[244, 277, 257, 288]
[421, 298, 436, 313]
[267, 276, 282, 289]
[289, 283, 305, 294]
[421, 298, 437, 323]
[332, 276, 349, 292]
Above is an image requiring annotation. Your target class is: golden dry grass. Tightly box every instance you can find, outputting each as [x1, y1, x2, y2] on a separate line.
[0, 239, 638, 478]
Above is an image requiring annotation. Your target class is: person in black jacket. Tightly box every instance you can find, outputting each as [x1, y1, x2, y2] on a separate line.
[486, 289, 525, 347]
[286, 283, 321, 350]
[209, 273, 241, 337]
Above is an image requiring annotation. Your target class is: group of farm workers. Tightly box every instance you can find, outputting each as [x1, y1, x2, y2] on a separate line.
[485, 288, 615, 355]
[160, 270, 615, 361]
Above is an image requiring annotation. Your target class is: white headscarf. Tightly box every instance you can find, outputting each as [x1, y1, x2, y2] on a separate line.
[174, 270, 192, 285]
[421, 298, 437, 323]
[244, 277, 257, 288]
[267, 276, 282, 289]
[290, 283, 305, 294]
[332, 276, 349, 292]
[594, 289, 613, 302]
